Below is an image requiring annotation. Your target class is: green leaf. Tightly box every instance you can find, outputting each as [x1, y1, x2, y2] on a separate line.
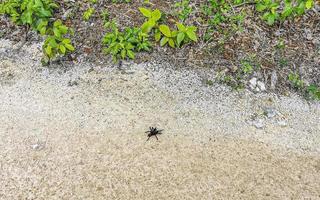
[62, 38, 71, 44]
[58, 25, 68, 34]
[47, 37, 58, 47]
[159, 25, 171, 37]
[49, 3, 59, 9]
[306, 0, 313, 9]
[151, 9, 161, 20]
[139, 7, 151, 18]
[171, 30, 178, 37]
[127, 50, 135, 59]
[267, 14, 275, 25]
[45, 45, 52, 57]
[126, 43, 134, 50]
[37, 20, 48, 28]
[34, 0, 43, 7]
[295, 2, 306, 15]
[307, 85, 317, 93]
[21, 10, 32, 24]
[160, 37, 169, 46]
[39, 7, 51, 17]
[176, 23, 186, 32]
[168, 38, 175, 48]
[59, 45, 66, 54]
[281, 5, 293, 18]
[177, 32, 185, 47]
[54, 20, 62, 27]
[155, 31, 161, 42]
[141, 20, 155, 33]
[65, 43, 75, 51]
[256, 4, 267, 12]
[40, 27, 46, 35]
[187, 26, 197, 32]
[53, 28, 61, 38]
[121, 49, 126, 59]
[186, 30, 197, 42]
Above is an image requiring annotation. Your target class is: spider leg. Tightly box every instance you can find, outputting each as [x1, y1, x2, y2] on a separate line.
[146, 136, 150, 141]
[145, 131, 151, 133]
[155, 135, 158, 140]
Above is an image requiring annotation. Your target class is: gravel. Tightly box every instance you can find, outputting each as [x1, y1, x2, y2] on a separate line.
[1, 38, 319, 151]
[1, 39, 320, 199]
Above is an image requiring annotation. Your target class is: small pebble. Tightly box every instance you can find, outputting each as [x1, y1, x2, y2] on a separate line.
[31, 144, 43, 150]
[264, 107, 277, 118]
[278, 120, 287, 127]
[252, 119, 265, 129]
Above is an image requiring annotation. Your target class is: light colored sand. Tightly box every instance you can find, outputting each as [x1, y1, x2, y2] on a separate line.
[1, 132, 320, 199]
[0, 40, 320, 199]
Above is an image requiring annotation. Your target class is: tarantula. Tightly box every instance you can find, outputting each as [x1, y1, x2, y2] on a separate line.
[145, 127, 163, 141]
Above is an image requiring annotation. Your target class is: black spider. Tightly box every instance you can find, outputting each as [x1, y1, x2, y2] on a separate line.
[145, 127, 163, 141]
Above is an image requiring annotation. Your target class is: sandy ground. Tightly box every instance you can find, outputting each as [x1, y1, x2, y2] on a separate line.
[0, 40, 320, 199]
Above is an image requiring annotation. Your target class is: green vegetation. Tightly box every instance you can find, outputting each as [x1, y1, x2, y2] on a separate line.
[102, 6, 199, 62]
[158, 24, 177, 48]
[288, 72, 320, 100]
[288, 72, 304, 89]
[42, 20, 74, 61]
[139, 7, 162, 34]
[0, 0, 318, 100]
[174, 0, 192, 22]
[158, 23, 197, 48]
[256, 0, 314, 25]
[307, 85, 320, 100]
[101, 10, 110, 24]
[0, 0, 58, 33]
[83, 7, 95, 21]
[216, 56, 261, 90]
[102, 22, 150, 61]
[200, 0, 246, 42]
[0, 0, 74, 62]
[139, 7, 198, 48]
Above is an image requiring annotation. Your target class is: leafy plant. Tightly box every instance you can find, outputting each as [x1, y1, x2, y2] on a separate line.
[174, 0, 192, 22]
[287, 73, 320, 100]
[256, 0, 280, 25]
[0, 0, 74, 63]
[157, 23, 198, 48]
[288, 72, 304, 89]
[240, 61, 254, 75]
[101, 10, 110, 23]
[83, 7, 95, 21]
[201, 0, 230, 26]
[307, 84, 320, 100]
[216, 70, 245, 90]
[42, 20, 74, 61]
[139, 7, 162, 33]
[200, 0, 245, 42]
[255, 0, 315, 25]
[0, 0, 58, 33]
[138, 7, 198, 48]
[158, 24, 177, 48]
[176, 22, 197, 47]
[102, 23, 151, 61]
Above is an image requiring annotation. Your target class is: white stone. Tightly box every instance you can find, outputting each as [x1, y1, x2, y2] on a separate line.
[257, 81, 266, 91]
